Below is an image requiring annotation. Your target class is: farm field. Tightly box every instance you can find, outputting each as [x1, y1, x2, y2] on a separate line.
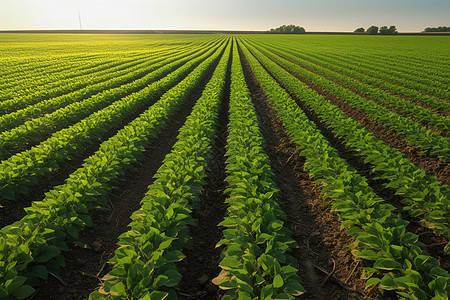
[0, 33, 449, 300]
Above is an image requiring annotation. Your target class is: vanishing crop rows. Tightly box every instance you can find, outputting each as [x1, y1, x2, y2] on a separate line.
[0, 34, 448, 300]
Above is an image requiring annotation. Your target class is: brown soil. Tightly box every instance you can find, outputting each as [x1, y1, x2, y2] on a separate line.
[32, 57, 220, 300]
[176, 52, 231, 300]
[238, 44, 394, 300]
[268, 51, 450, 187]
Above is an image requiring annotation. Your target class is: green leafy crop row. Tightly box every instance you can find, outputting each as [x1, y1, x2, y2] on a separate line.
[212, 39, 305, 300]
[243, 40, 450, 252]
[0, 40, 225, 300]
[0, 44, 188, 133]
[239, 39, 450, 300]
[90, 39, 232, 300]
[249, 35, 450, 91]
[248, 38, 450, 129]
[284, 45, 450, 112]
[245, 39, 450, 162]
[0, 40, 219, 159]
[0, 53, 118, 100]
[0, 54, 158, 116]
[0, 40, 225, 203]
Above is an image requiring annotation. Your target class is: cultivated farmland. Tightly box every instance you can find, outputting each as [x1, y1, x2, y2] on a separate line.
[0, 33, 449, 300]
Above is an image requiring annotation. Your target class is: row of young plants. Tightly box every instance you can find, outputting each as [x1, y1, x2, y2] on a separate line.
[263, 40, 450, 114]
[0, 49, 111, 76]
[0, 57, 157, 114]
[0, 40, 221, 159]
[244, 40, 450, 162]
[299, 44, 450, 89]
[0, 42, 206, 98]
[0, 40, 225, 203]
[249, 35, 450, 86]
[242, 41, 450, 252]
[246, 39, 450, 129]
[0, 41, 205, 116]
[295, 49, 450, 108]
[0, 45, 194, 133]
[211, 40, 305, 300]
[0, 40, 227, 300]
[0, 39, 223, 133]
[0, 41, 172, 86]
[250, 38, 450, 114]
[89, 40, 232, 300]
[0, 52, 164, 115]
[331, 48, 450, 87]
[239, 40, 450, 300]
[370, 51, 450, 76]
[0, 55, 136, 101]
[285, 43, 449, 99]
[0, 41, 194, 82]
[0, 53, 107, 91]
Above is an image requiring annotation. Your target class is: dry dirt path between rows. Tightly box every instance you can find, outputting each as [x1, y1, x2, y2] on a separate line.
[238, 45, 394, 300]
[245, 46, 449, 274]
[268, 50, 450, 186]
[32, 58, 220, 300]
[175, 53, 231, 300]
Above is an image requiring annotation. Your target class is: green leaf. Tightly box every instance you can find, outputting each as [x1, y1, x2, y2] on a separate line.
[35, 246, 61, 263]
[212, 270, 232, 286]
[237, 292, 252, 300]
[352, 249, 378, 260]
[89, 291, 106, 300]
[32, 265, 48, 280]
[273, 274, 284, 288]
[6, 276, 27, 294]
[13, 285, 36, 300]
[149, 290, 169, 300]
[219, 256, 241, 270]
[164, 250, 185, 262]
[162, 270, 182, 287]
[374, 258, 401, 270]
[365, 277, 381, 288]
[378, 276, 398, 291]
[285, 280, 305, 296]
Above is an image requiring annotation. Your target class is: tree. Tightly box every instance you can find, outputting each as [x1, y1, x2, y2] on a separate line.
[423, 26, 450, 32]
[380, 25, 398, 35]
[268, 25, 306, 33]
[379, 26, 389, 34]
[354, 27, 365, 33]
[388, 25, 398, 34]
[366, 26, 379, 35]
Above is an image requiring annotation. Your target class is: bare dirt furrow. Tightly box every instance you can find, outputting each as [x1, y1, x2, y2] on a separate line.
[175, 56, 231, 300]
[33, 60, 219, 300]
[238, 45, 392, 300]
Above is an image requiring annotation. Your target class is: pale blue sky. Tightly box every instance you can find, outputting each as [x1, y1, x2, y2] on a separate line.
[0, 0, 449, 32]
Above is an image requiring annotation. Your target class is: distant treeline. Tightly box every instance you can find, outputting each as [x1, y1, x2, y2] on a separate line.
[423, 26, 450, 32]
[354, 26, 398, 35]
[268, 25, 305, 33]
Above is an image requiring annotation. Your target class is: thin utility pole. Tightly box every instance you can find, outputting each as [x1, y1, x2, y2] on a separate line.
[78, 10, 82, 30]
